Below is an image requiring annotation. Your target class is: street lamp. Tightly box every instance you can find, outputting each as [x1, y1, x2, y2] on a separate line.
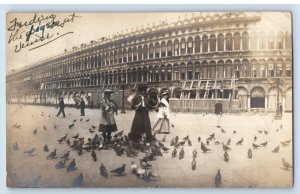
[121, 76, 126, 114]
[274, 77, 282, 120]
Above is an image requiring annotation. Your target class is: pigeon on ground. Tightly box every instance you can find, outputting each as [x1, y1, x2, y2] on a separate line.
[57, 137, 65, 144]
[281, 139, 292, 147]
[47, 149, 57, 159]
[66, 139, 71, 146]
[15, 124, 21, 129]
[248, 148, 252, 159]
[13, 142, 19, 150]
[162, 135, 166, 142]
[260, 141, 268, 147]
[215, 169, 222, 188]
[215, 141, 220, 145]
[73, 173, 84, 187]
[100, 163, 108, 178]
[43, 144, 49, 152]
[91, 150, 97, 161]
[86, 119, 90, 122]
[89, 128, 95, 134]
[67, 159, 76, 172]
[258, 130, 263, 134]
[206, 140, 210, 146]
[236, 138, 244, 145]
[282, 158, 293, 170]
[114, 130, 124, 138]
[191, 158, 196, 170]
[197, 137, 201, 142]
[233, 130, 236, 134]
[252, 143, 260, 149]
[24, 148, 35, 156]
[222, 143, 231, 151]
[91, 125, 97, 129]
[172, 148, 177, 157]
[224, 151, 229, 162]
[33, 129, 37, 135]
[80, 118, 82, 121]
[192, 149, 197, 158]
[55, 160, 66, 169]
[254, 135, 257, 142]
[110, 164, 126, 175]
[12, 123, 18, 128]
[171, 124, 175, 128]
[201, 142, 211, 153]
[43, 126, 47, 130]
[264, 130, 268, 135]
[72, 133, 79, 139]
[54, 124, 57, 129]
[187, 139, 192, 146]
[221, 128, 226, 133]
[179, 148, 184, 160]
[69, 123, 74, 129]
[226, 138, 231, 146]
[272, 145, 280, 153]
[73, 119, 76, 122]
[60, 151, 70, 161]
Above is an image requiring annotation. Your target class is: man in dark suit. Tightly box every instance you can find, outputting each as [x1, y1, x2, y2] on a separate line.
[56, 97, 66, 118]
[80, 98, 85, 116]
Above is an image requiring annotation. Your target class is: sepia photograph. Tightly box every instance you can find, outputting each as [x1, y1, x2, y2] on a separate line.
[6, 12, 293, 188]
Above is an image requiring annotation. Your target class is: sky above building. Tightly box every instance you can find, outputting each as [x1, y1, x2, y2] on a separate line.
[6, 12, 291, 73]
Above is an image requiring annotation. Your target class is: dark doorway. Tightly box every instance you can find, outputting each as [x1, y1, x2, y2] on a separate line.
[250, 97, 265, 108]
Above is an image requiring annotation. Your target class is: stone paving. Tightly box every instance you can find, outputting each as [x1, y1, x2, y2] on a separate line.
[6, 104, 293, 188]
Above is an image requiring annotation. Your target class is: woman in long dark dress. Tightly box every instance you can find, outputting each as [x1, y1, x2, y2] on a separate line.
[99, 90, 118, 143]
[128, 85, 155, 142]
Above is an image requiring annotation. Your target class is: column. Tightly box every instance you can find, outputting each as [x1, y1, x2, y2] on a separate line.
[247, 95, 251, 109]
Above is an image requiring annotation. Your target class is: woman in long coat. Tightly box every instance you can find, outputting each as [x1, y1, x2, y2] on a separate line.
[129, 85, 155, 142]
[99, 90, 118, 143]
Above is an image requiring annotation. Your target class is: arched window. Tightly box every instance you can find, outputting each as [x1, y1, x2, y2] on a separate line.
[217, 34, 224, 51]
[155, 42, 160, 58]
[194, 62, 200, 79]
[114, 51, 118, 64]
[174, 39, 179, 56]
[118, 49, 122, 64]
[143, 44, 148, 59]
[276, 59, 283, 77]
[202, 35, 208, 52]
[259, 60, 266, 77]
[285, 59, 292, 77]
[187, 63, 193, 80]
[268, 60, 275, 77]
[225, 60, 232, 78]
[241, 59, 250, 77]
[217, 60, 224, 79]
[251, 32, 258, 50]
[180, 38, 186, 55]
[128, 47, 133, 62]
[149, 44, 154, 58]
[268, 32, 275, 49]
[242, 32, 249, 50]
[226, 33, 233, 51]
[210, 34, 216, 52]
[161, 41, 166, 57]
[259, 32, 266, 49]
[187, 37, 193, 54]
[251, 60, 257, 78]
[234, 60, 240, 78]
[180, 63, 186, 80]
[123, 49, 127, 63]
[195, 36, 201, 53]
[138, 46, 143, 60]
[285, 32, 291, 49]
[133, 47, 138, 61]
[167, 64, 172, 81]
[167, 40, 173, 56]
[234, 32, 241, 50]
[276, 32, 284, 49]
[173, 64, 179, 80]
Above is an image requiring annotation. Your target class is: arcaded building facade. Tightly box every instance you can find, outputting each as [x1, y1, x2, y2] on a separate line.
[6, 12, 292, 112]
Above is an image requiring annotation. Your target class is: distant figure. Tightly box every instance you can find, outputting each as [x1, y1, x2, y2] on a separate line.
[99, 90, 118, 143]
[90, 101, 94, 109]
[80, 98, 85, 116]
[153, 90, 170, 134]
[215, 101, 223, 128]
[278, 102, 283, 117]
[56, 97, 66, 118]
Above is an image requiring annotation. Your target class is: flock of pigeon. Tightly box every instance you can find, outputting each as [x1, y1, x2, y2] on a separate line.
[11, 109, 292, 188]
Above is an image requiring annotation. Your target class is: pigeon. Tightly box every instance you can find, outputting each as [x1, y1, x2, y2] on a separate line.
[66, 139, 71, 146]
[47, 149, 57, 159]
[113, 130, 124, 138]
[175, 136, 179, 143]
[140, 159, 152, 169]
[236, 138, 244, 145]
[54, 124, 57, 129]
[272, 145, 280, 153]
[252, 143, 260, 149]
[280, 124, 283, 129]
[43, 144, 49, 152]
[221, 128, 226, 133]
[258, 130, 263, 134]
[248, 148, 252, 159]
[254, 135, 257, 142]
[260, 141, 268, 147]
[197, 137, 201, 142]
[73, 173, 84, 187]
[130, 161, 137, 174]
[110, 164, 126, 175]
[86, 119, 90, 122]
[80, 118, 82, 121]
[43, 126, 47, 130]
[264, 130, 268, 135]
[33, 129, 37, 135]
[60, 151, 70, 161]
[100, 163, 108, 178]
[215, 169, 222, 188]
[13, 142, 19, 150]
[206, 140, 210, 146]
[233, 130, 236, 134]
[67, 159, 76, 172]
[171, 124, 175, 128]
[179, 148, 184, 160]
[72, 133, 79, 139]
[15, 124, 21, 129]
[222, 143, 231, 151]
[24, 148, 35, 155]
[192, 149, 197, 158]
[191, 158, 196, 170]
[183, 135, 189, 141]
[201, 142, 211, 153]
[170, 138, 175, 146]
[172, 148, 177, 157]
[224, 151, 229, 162]
[214, 141, 220, 145]
[226, 138, 231, 146]
[69, 123, 74, 129]
[207, 133, 215, 141]
[282, 158, 293, 170]
[91, 150, 97, 161]
[73, 119, 77, 122]
[281, 139, 292, 147]
[89, 128, 95, 134]
[12, 123, 18, 128]
[91, 125, 97, 129]
[57, 137, 65, 144]
[187, 139, 192, 146]
[162, 135, 166, 142]
[55, 160, 66, 169]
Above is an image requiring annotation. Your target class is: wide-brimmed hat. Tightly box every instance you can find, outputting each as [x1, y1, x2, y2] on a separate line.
[161, 90, 169, 96]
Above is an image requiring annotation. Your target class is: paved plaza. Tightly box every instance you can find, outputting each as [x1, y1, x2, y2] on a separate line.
[6, 104, 293, 188]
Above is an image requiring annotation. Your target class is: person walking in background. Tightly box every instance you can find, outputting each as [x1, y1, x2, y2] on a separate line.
[56, 97, 66, 118]
[152, 90, 170, 134]
[80, 98, 85, 116]
[215, 100, 223, 128]
[99, 90, 118, 143]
